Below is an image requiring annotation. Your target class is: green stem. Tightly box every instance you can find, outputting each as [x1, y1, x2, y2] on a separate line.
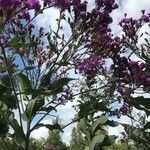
[25, 121, 31, 150]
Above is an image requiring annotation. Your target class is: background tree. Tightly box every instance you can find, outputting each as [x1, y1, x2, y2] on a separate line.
[70, 124, 84, 150]
[45, 118, 68, 150]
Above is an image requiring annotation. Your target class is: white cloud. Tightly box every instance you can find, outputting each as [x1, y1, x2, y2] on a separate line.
[31, 126, 49, 140]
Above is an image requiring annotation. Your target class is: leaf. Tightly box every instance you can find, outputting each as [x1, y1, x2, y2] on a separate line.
[144, 122, 150, 130]
[125, 96, 150, 116]
[24, 95, 45, 120]
[78, 100, 109, 118]
[2, 95, 17, 109]
[0, 122, 9, 137]
[84, 146, 90, 150]
[48, 78, 74, 94]
[0, 101, 8, 111]
[90, 134, 105, 150]
[130, 96, 150, 109]
[102, 135, 117, 146]
[8, 113, 25, 140]
[18, 72, 32, 91]
[122, 124, 150, 144]
[0, 66, 7, 73]
[32, 123, 62, 132]
[23, 66, 35, 71]
[40, 106, 57, 112]
[6, 36, 22, 47]
[79, 118, 90, 135]
[6, 35, 36, 48]
[40, 69, 55, 88]
[91, 116, 108, 135]
[1, 75, 11, 87]
[105, 120, 119, 127]
[12, 42, 36, 48]
[49, 42, 58, 53]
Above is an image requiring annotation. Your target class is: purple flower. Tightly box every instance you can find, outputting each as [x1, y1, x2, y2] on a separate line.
[75, 55, 102, 79]
[21, 11, 30, 20]
[139, 15, 150, 23]
[48, 0, 72, 9]
[25, 0, 41, 11]
[0, 35, 9, 46]
[0, 0, 20, 8]
[119, 103, 132, 115]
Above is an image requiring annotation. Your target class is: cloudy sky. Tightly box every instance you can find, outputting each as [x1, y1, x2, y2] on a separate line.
[30, 0, 150, 145]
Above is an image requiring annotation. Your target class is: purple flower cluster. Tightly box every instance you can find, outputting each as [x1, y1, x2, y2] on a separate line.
[119, 103, 132, 115]
[75, 0, 121, 56]
[95, 0, 118, 12]
[58, 86, 72, 103]
[25, 0, 41, 11]
[119, 11, 150, 38]
[0, 0, 21, 9]
[44, 0, 72, 9]
[0, 35, 9, 46]
[75, 55, 102, 79]
[113, 56, 150, 90]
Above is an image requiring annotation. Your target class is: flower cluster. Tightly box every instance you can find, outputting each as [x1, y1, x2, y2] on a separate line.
[113, 56, 150, 90]
[25, 0, 41, 11]
[57, 86, 73, 103]
[0, 0, 21, 9]
[119, 103, 132, 115]
[75, 55, 102, 79]
[0, 35, 9, 46]
[119, 11, 150, 39]
[80, 0, 120, 57]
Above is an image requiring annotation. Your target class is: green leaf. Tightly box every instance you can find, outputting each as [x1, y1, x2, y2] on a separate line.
[18, 72, 32, 91]
[48, 78, 74, 94]
[24, 95, 45, 120]
[84, 146, 90, 150]
[40, 106, 57, 112]
[125, 96, 150, 116]
[90, 134, 105, 150]
[1, 95, 17, 109]
[0, 75, 11, 87]
[102, 135, 117, 146]
[0, 122, 9, 137]
[8, 113, 25, 140]
[0, 101, 8, 111]
[49, 42, 58, 53]
[12, 42, 36, 48]
[79, 118, 90, 135]
[144, 122, 150, 130]
[0, 66, 7, 73]
[40, 69, 55, 88]
[130, 96, 150, 109]
[32, 123, 62, 132]
[6, 35, 36, 48]
[78, 100, 109, 118]
[105, 120, 119, 127]
[122, 124, 150, 144]
[23, 66, 35, 71]
[6, 36, 22, 47]
[91, 116, 108, 135]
